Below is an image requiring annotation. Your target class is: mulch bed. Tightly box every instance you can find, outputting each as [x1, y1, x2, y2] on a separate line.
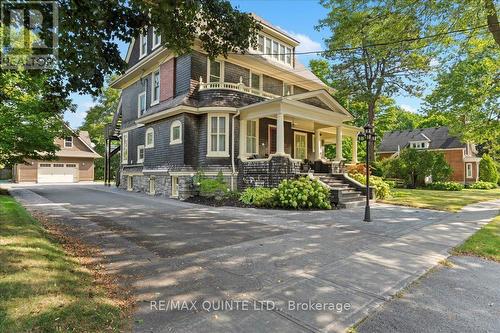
[184, 195, 251, 208]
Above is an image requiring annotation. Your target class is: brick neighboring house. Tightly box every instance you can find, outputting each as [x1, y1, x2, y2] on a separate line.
[106, 14, 366, 201]
[377, 126, 481, 184]
[13, 131, 101, 183]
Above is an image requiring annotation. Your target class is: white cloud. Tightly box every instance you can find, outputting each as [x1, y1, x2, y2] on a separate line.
[400, 104, 417, 113]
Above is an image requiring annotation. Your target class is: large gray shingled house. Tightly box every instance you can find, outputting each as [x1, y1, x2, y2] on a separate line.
[105, 14, 365, 203]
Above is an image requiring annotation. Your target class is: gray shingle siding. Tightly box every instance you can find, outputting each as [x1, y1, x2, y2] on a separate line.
[122, 80, 144, 127]
[123, 126, 145, 165]
[183, 114, 199, 166]
[191, 51, 207, 81]
[224, 62, 250, 85]
[143, 116, 185, 169]
[127, 27, 156, 69]
[263, 75, 283, 96]
[175, 54, 192, 96]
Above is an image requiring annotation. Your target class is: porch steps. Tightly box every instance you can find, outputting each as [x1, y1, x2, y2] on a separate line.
[317, 174, 366, 209]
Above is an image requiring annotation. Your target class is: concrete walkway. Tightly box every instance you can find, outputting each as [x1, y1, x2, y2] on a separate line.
[6, 184, 500, 332]
[357, 256, 500, 333]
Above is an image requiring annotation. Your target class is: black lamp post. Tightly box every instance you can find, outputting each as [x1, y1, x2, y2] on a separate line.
[358, 124, 376, 222]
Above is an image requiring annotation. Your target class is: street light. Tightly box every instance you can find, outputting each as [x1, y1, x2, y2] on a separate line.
[358, 124, 376, 222]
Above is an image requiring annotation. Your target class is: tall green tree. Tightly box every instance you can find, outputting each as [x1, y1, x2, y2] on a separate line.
[317, 0, 435, 159]
[424, 37, 499, 159]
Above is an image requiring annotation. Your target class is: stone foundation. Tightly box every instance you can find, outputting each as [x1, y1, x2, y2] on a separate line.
[238, 155, 302, 189]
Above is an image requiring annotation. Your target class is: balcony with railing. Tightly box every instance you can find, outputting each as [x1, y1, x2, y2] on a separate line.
[198, 76, 280, 99]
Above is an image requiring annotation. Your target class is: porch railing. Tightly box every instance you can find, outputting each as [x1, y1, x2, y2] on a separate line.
[199, 77, 280, 99]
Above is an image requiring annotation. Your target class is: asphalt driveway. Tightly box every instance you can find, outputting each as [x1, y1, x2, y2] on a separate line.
[7, 184, 500, 332]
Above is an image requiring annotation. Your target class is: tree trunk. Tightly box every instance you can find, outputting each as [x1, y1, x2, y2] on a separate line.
[368, 100, 376, 162]
[486, 0, 500, 47]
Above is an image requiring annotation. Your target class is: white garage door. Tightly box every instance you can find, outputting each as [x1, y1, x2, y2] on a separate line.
[38, 163, 77, 183]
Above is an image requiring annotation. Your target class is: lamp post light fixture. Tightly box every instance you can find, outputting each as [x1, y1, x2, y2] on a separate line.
[358, 124, 376, 222]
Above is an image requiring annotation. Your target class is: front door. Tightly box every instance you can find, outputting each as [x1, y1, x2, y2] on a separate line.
[268, 125, 276, 155]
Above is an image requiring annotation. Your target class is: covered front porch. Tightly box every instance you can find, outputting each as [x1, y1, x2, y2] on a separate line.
[238, 90, 361, 170]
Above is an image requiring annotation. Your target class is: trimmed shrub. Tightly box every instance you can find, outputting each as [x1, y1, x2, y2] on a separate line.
[479, 154, 499, 184]
[275, 177, 331, 210]
[468, 181, 497, 190]
[239, 187, 277, 207]
[194, 170, 229, 199]
[426, 181, 464, 191]
[349, 172, 391, 199]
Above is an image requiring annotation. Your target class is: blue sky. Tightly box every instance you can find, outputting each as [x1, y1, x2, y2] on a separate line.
[65, 0, 424, 128]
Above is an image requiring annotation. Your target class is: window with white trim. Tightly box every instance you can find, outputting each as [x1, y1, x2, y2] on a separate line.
[466, 163, 473, 178]
[283, 83, 293, 96]
[151, 69, 160, 105]
[139, 33, 147, 58]
[257, 35, 264, 53]
[279, 44, 286, 62]
[207, 114, 229, 156]
[137, 145, 145, 163]
[410, 141, 428, 149]
[246, 120, 258, 154]
[170, 120, 182, 145]
[256, 33, 293, 66]
[152, 28, 161, 49]
[286, 47, 292, 65]
[208, 59, 223, 82]
[138, 91, 146, 116]
[250, 72, 262, 93]
[265, 37, 271, 55]
[145, 128, 154, 148]
[122, 132, 128, 164]
[64, 136, 73, 148]
[171, 176, 179, 197]
[272, 41, 279, 60]
[294, 132, 307, 160]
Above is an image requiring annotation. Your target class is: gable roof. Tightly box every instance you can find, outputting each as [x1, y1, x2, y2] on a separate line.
[378, 126, 465, 152]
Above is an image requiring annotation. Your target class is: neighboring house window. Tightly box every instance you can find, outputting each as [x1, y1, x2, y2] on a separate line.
[152, 28, 161, 49]
[294, 132, 307, 160]
[139, 33, 147, 58]
[246, 120, 258, 154]
[39, 163, 51, 167]
[283, 83, 293, 96]
[466, 163, 473, 178]
[257, 35, 264, 53]
[145, 128, 154, 148]
[151, 69, 160, 105]
[138, 91, 146, 116]
[122, 132, 128, 164]
[208, 59, 223, 82]
[171, 176, 179, 197]
[411, 141, 428, 149]
[207, 114, 229, 157]
[170, 120, 182, 145]
[64, 136, 73, 148]
[137, 145, 145, 163]
[250, 72, 262, 93]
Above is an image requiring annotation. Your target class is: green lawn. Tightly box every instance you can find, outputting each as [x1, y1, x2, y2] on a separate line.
[454, 215, 500, 261]
[380, 188, 500, 212]
[0, 191, 130, 332]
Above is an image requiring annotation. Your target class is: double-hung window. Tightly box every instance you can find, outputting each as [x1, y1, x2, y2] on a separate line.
[279, 44, 286, 62]
[139, 33, 147, 58]
[250, 72, 262, 94]
[145, 128, 154, 148]
[64, 136, 73, 148]
[294, 132, 307, 160]
[137, 145, 145, 163]
[272, 41, 279, 60]
[246, 120, 258, 155]
[466, 163, 473, 178]
[286, 47, 292, 65]
[138, 91, 146, 116]
[208, 60, 222, 82]
[208, 114, 229, 157]
[257, 35, 264, 53]
[265, 37, 272, 55]
[170, 120, 182, 145]
[152, 28, 161, 49]
[151, 69, 160, 105]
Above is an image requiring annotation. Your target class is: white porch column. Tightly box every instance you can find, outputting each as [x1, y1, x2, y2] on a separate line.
[276, 113, 285, 154]
[351, 134, 358, 163]
[335, 126, 343, 160]
[239, 119, 247, 157]
[314, 129, 321, 160]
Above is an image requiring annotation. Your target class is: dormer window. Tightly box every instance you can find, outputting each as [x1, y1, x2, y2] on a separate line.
[256, 34, 293, 67]
[410, 141, 429, 149]
[139, 33, 147, 58]
[64, 136, 73, 148]
[286, 47, 292, 65]
[272, 41, 279, 60]
[257, 35, 264, 53]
